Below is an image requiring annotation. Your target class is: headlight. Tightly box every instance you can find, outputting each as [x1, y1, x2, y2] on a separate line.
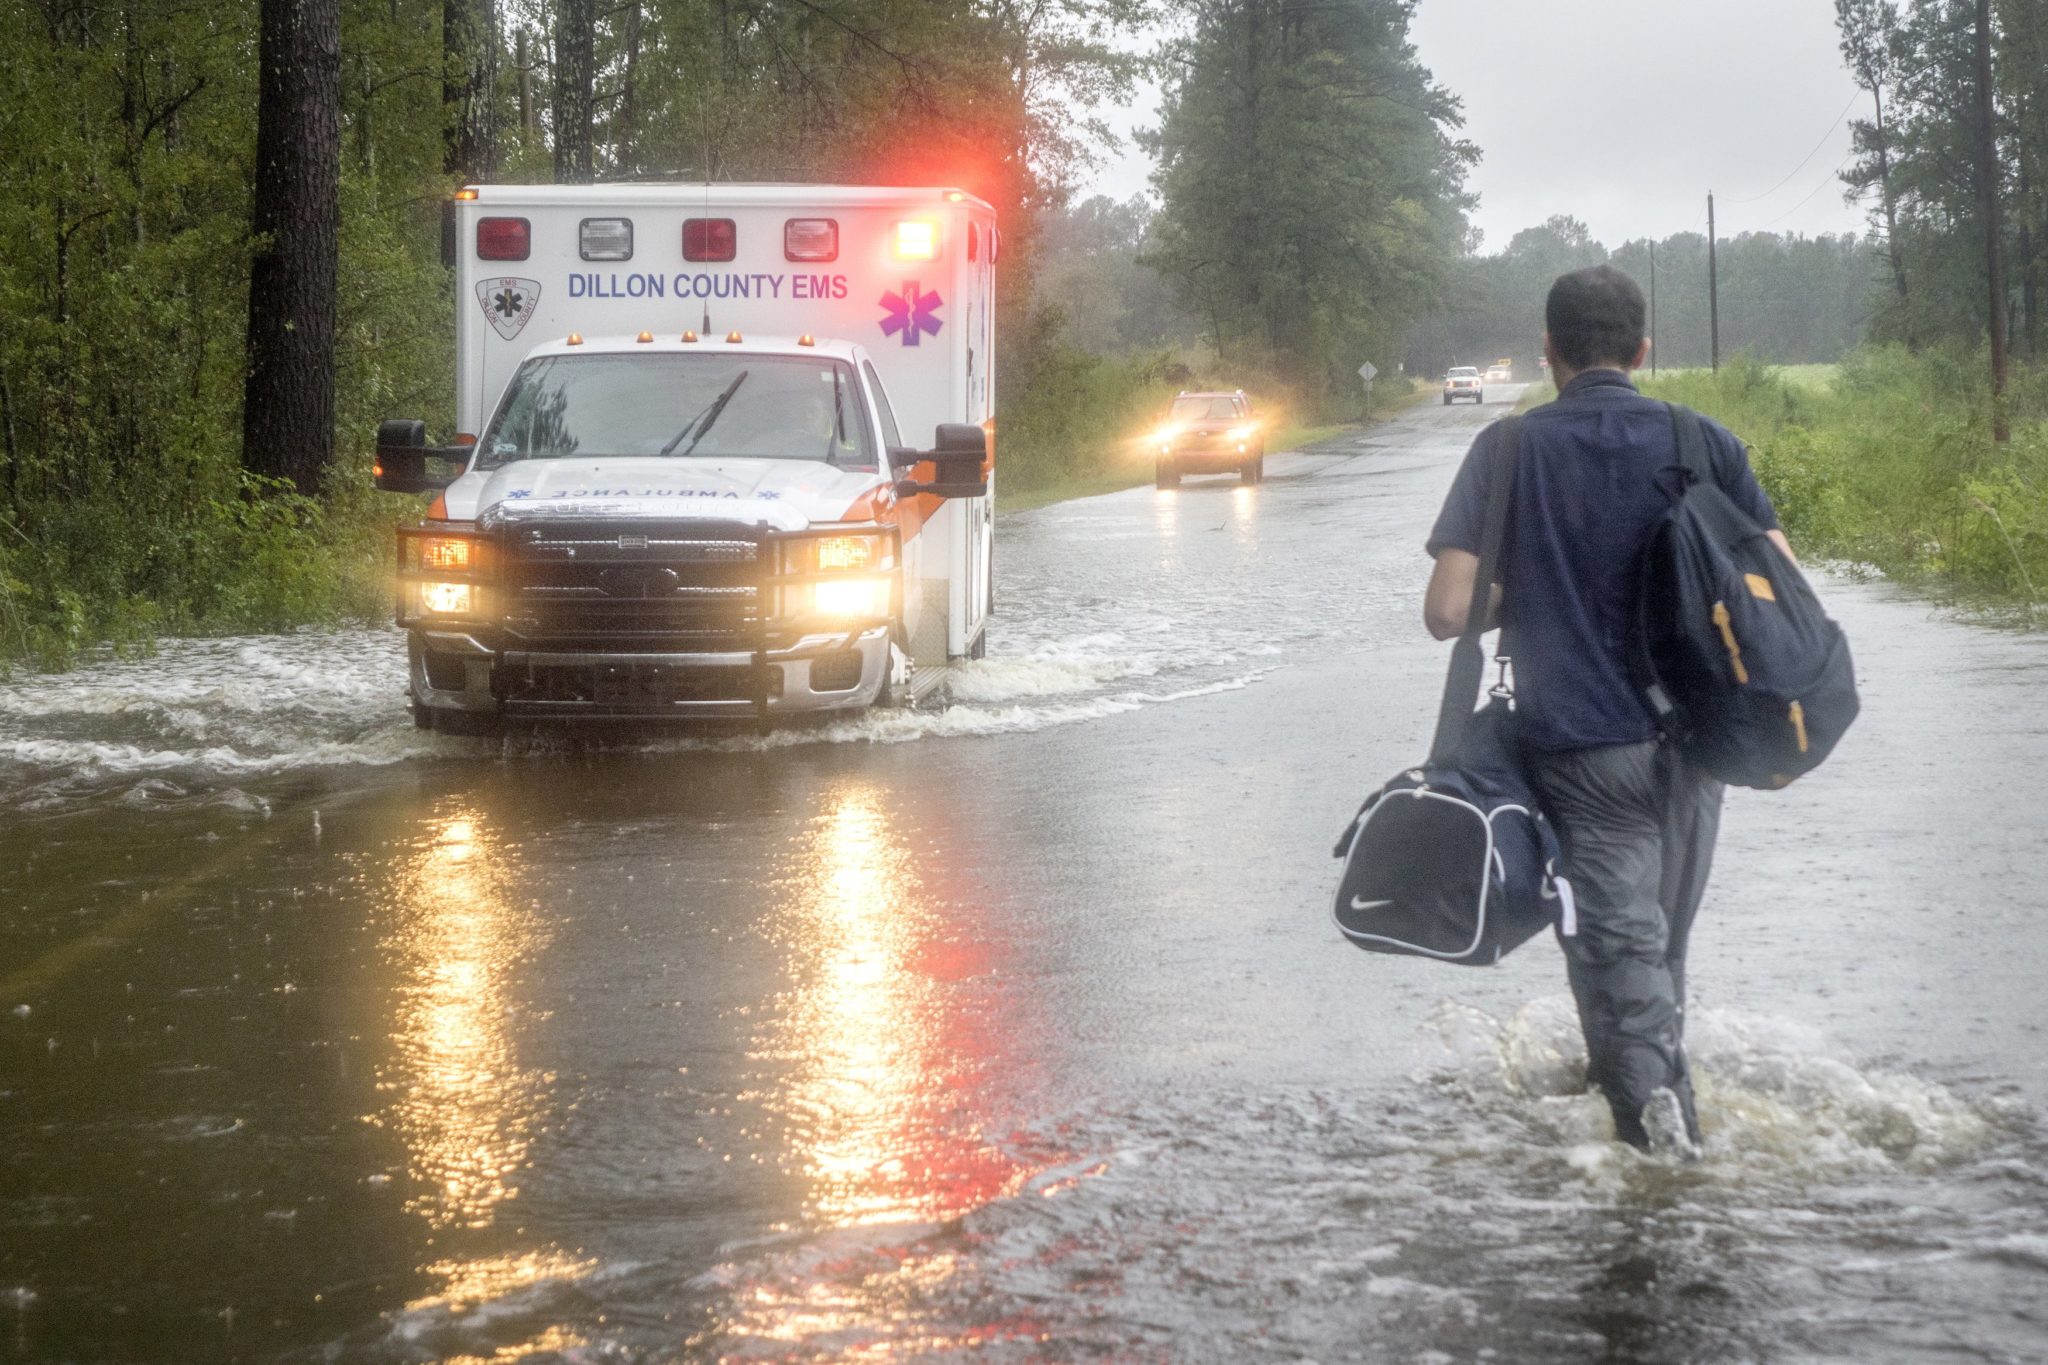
[420, 582, 473, 614]
[812, 577, 890, 619]
[419, 536, 473, 572]
[1228, 424, 1255, 441]
[813, 535, 876, 572]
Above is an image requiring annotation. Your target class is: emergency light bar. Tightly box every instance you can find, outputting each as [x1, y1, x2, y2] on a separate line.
[893, 220, 938, 261]
[476, 217, 530, 261]
[579, 217, 633, 261]
[683, 218, 736, 262]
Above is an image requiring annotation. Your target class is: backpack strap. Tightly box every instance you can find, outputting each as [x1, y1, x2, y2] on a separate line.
[1430, 415, 1523, 764]
[1660, 402, 1712, 504]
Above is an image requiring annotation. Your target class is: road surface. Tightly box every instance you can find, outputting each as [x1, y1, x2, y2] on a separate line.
[4, 385, 2047, 1363]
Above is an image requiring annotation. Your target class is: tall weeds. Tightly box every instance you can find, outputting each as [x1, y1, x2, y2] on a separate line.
[1643, 348, 2046, 620]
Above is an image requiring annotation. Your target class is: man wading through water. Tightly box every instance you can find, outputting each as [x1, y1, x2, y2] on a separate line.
[1422, 265, 1797, 1157]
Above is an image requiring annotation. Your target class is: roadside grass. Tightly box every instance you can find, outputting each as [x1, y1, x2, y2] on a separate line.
[1642, 348, 2046, 619]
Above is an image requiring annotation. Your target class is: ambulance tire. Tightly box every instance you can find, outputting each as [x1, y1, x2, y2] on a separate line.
[1240, 458, 1263, 485]
[1156, 460, 1180, 489]
[1442, 394, 1452, 406]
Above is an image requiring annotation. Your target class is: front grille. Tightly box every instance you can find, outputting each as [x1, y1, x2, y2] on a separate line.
[494, 518, 764, 649]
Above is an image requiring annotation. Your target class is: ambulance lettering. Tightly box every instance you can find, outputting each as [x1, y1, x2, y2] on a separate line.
[568, 272, 668, 299]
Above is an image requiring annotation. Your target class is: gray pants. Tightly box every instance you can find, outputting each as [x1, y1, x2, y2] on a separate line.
[1528, 741, 1723, 1147]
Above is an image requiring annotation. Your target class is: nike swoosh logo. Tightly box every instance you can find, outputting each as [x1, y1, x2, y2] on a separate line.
[1349, 897, 1397, 912]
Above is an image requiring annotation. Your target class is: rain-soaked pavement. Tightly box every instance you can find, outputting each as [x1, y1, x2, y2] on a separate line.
[4, 387, 2047, 1364]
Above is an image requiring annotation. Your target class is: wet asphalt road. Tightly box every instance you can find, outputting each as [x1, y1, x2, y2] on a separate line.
[3, 386, 2048, 1364]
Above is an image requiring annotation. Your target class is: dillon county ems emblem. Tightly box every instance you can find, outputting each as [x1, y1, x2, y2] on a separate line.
[879, 281, 943, 347]
[477, 277, 541, 340]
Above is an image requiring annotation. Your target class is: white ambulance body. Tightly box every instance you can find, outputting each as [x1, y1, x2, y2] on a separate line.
[375, 184, 997, 729]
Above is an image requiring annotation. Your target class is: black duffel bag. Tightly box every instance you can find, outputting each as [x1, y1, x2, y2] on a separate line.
[1330, 416, 1574, 966]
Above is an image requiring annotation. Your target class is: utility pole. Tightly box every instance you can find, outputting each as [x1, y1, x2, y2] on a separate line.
[1708, 193, 1721, 374]
[1972, 0, 2010, 442]
[1649, 238, 1657, 377]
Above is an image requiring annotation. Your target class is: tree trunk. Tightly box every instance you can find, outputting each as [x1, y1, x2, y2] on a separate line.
[1871, 86, 1910, 299]
[443, 0, 497, 181]
[618, 1, 641, 177]
[553, 0, 595, 183]
[516, 27, 533, 138]
[242, 0, 342, 492]
[1973, 0, 2010, 442]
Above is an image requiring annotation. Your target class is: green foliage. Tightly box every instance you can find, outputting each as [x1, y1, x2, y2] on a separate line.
[1431, 220, 1879, 377]
[1835, 0, 2047, 355]
[1642, 348, 2048, 615]
[0, 0, 1157, 664]
[1144, 0, 1474, 401]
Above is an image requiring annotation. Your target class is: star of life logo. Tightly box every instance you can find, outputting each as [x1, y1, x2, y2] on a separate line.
[477, 277, 541, 340]
[879, 281, 943, 347]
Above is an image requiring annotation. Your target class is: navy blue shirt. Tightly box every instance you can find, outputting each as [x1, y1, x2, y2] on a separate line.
[1427, 370, 1779, 752]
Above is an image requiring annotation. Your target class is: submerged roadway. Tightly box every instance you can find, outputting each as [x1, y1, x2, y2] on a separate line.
[3, 386, 2047, 1363]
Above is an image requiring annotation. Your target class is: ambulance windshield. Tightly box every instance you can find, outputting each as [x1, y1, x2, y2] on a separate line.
[478, 354, 877, 467]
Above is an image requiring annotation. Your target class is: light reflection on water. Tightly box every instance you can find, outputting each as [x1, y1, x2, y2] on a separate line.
[700, 784, 1059, 1356]
[770, 786, 1029, 1229]
[381, 805, 588, 1344]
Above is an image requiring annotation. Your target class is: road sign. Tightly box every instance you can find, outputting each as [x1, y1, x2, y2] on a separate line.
[1356, 362, 1378, 382]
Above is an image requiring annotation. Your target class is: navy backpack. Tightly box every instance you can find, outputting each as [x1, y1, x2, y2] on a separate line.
[1634, 405, 1859, 790]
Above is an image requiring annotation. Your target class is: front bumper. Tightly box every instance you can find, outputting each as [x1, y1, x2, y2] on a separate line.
[410, 626, 891, 720]
[1161, 437, 1256, 470]
[398, 519, 899, 723]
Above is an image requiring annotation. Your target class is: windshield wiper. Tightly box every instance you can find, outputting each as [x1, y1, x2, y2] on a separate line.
[660, 370, 748, 457]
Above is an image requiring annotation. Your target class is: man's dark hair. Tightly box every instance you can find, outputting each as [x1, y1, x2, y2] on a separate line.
[1546, 265, 1647, 371]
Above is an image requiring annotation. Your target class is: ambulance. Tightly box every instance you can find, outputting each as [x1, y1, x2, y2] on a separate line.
[373, 184, 997, 731]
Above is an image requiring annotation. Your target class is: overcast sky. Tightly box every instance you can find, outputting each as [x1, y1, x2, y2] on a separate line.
[1083, 0, 1875, 254]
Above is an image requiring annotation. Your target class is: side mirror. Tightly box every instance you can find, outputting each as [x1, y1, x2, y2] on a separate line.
[373, 418, 460, 494]
[893, 423, 989, 500]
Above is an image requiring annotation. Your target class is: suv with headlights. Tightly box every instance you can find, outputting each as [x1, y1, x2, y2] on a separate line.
[1443, 367, 1484, 405]
[1155, 391, 1265, 487]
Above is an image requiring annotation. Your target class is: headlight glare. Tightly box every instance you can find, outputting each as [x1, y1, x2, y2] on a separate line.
[421, 582, 473, 614]
[813, 577, 889, 619]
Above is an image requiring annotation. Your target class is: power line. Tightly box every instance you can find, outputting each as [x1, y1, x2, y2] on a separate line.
[1751, 153, 1857, 232]
[1728, 90, 1862, 206]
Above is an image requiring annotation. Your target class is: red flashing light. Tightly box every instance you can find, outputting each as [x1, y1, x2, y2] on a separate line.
[476, 217, 530, 261]
[683, 218, 736, 262]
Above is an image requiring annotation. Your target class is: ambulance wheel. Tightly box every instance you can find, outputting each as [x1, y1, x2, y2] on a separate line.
[1442, 394, 1452, 406]
[1155, 460, 1180, 489]
[1240, 458, 1262, 485]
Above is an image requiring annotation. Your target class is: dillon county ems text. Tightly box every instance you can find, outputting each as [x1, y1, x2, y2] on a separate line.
[568, 272, 851, 301]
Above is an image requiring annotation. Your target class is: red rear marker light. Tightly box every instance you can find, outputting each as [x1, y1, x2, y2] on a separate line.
[784, 218, 838, 262]
[683, 218, 736, 262]
[476, 217, 530, 261]
[893, 220, 938, 261]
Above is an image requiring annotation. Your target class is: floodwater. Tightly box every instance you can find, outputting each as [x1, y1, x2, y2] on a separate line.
[3, 388, 2046, 1364]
